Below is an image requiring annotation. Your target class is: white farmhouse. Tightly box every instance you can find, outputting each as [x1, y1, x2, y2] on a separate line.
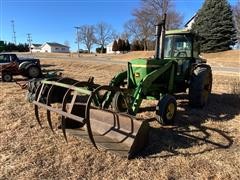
[106, 41, 125, 54]
[184, 14, 197, 30]
[31, 44, 42, 53]
[40, 42, 70, 53]
[106, 42, 114, 54]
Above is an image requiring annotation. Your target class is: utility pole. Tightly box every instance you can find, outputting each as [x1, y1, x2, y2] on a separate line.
[11, 20, 16, 44]
[27, 33, 32, 53]
[74, 26, 80, 57]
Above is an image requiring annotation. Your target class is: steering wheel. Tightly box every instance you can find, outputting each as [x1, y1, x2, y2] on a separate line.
[174, 50, 187, 57]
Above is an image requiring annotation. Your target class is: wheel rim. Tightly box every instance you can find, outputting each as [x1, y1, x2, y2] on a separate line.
[4, 75, 11, 81]
[29, 67, 39, 77]
[166, 103, 175, 120]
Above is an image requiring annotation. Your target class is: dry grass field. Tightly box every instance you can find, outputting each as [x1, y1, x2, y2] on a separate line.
[0, 51, 240, 179]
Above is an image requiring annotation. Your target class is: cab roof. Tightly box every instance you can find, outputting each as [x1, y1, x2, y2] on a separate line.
[166, 29, 192, 35]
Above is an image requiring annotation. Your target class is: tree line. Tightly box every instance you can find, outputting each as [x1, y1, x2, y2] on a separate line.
[76, 0, 183, 53]
[78, 0, 239, 53]
[2, 0, 239, 54]
[0, 42, 29, 52]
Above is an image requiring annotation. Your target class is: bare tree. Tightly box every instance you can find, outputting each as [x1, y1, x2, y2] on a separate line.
[95, 22, 115, 53]
[124, 19, 141, 41]
[132, 9, 155, 50]
[120, 31, 131, 41]
[124, 0, 183, 50]
[140, 0, 183, 29]
[77, 25, 96, 53]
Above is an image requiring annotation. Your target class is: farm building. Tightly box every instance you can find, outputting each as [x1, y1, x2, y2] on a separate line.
[40, 42, 70, 53]
[30, 44, 42, 53]
[184, 14, 196, 30]
[106, 41, 126, 54]
[106, 42, 114, 54]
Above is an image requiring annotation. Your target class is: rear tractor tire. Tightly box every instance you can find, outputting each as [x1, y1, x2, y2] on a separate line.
[27, 66, 41, 78]
[2, 73, 13, 82]
[189, 66, 212, 108]
[156, 95, 177, 125]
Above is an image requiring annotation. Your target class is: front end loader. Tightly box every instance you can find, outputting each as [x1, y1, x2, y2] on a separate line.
[26, 15, 212, 159]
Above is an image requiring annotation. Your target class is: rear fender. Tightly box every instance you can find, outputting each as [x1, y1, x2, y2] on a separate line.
[19, 61, 33, 71]
[191, 63, 212, 76]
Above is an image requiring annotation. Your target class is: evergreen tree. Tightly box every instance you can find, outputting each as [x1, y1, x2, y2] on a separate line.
[122, 40, 126, 52]
[192, 0, 236, 52]
[117, 38, 124, 51]
[112, 40, 118, 52]
[125, 39, 131, 52]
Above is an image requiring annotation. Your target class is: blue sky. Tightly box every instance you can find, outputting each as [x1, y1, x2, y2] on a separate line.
[0, 0, 238, 51]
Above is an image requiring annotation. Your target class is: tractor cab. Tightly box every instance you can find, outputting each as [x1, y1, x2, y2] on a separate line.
[164, 30, 199, 59]
[162, 30, 204, 89]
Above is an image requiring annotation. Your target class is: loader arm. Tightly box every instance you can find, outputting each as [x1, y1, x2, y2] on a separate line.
[130, 60, 177, 114]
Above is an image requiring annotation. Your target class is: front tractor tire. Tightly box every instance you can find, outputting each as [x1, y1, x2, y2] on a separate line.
[189, 66, 212, 108]
[112, 91, 128, 113]
[2, 73, 13, 82]
[156, 95, 177, 125]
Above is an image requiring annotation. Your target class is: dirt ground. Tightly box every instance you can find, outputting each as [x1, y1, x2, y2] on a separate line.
[0, 51, 240, 179]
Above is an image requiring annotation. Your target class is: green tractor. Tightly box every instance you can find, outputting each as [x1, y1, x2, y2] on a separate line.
[109, 28, 212, 125]
[27, 15, 212, 159]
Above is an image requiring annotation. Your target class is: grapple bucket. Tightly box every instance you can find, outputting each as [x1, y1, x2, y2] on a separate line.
[31, 77, 150, 159]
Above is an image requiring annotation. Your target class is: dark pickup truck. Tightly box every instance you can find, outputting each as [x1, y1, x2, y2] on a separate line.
[0, 53, 42, 82]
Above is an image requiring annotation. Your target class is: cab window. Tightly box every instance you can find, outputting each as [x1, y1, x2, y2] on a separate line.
[164, 35, 192, 58]
[0, 55, 10, 63]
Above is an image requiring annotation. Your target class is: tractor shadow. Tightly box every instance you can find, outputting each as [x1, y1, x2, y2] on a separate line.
[41, 64, 56, 68]
[42, 68, 64, 74]
[140, 93, 239, 158]
[41, 63, 64, 74]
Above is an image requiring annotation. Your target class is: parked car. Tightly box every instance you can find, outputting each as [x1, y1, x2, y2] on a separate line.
[0, 53, 42, 82]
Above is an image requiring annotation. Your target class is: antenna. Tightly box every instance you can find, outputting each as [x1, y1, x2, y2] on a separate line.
[11, 20, 16, 44]
[27, 33, 32, 53]
[74, 26, 80, 57]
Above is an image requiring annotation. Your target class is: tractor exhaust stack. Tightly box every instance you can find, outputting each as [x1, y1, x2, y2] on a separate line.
[155, 13, 166, 60]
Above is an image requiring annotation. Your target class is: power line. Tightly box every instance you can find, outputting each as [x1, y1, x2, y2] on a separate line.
[74, 26, 80, 57]
[11, 20, 16, 44]
[27, 33, 32, 53]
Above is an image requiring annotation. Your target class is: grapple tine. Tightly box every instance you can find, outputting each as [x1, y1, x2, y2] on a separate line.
[34, 104, 42, 128]
[60, 83, 77, 142]
[46, 84, 55, 133]
[46, 110, 54, 132]
[44, 77, 73, 133]
[34, 84, 44, 128]
[61, 116, 68, 142]
[85, 90, 98, 150]
[84, 85, 117, 150]
[61, 88, 71, 142]
[60, 81, 88, 142]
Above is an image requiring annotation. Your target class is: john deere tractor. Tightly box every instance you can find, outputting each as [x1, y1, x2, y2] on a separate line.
[107, 22, 212, 125]
[27, 15, 212, 158]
